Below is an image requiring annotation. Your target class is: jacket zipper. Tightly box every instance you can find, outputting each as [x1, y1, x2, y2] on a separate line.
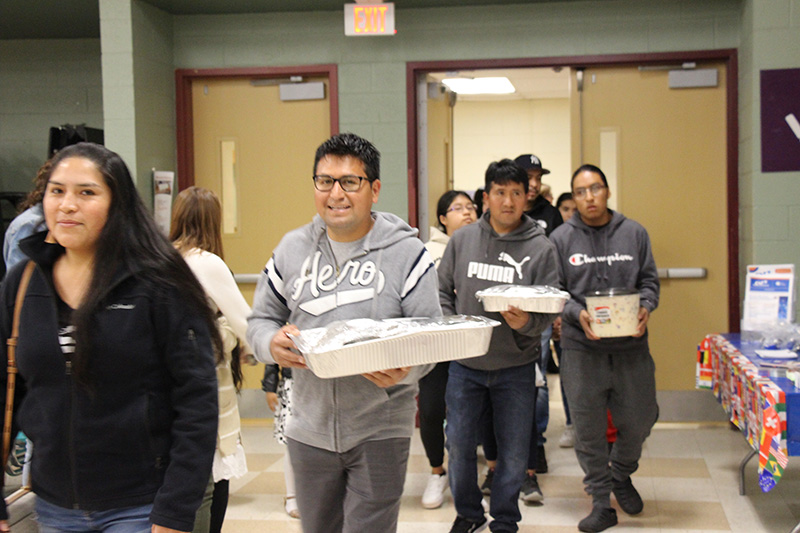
[66, 360, 81, 508]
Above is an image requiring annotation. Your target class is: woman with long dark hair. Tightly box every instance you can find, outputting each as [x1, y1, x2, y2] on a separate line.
[170, 186, 250, 533]
[0, 143, 219, 533]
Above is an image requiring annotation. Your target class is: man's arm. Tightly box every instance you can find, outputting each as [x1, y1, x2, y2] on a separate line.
[390, 246, 442, 385]
[437, 238, 457, 315]
[636, 226, 660, 313]
[247, 256, 295, 366]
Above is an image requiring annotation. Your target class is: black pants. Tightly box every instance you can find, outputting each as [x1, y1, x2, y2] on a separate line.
[210, 479, 229, 533]
[418, 361, 449, 468]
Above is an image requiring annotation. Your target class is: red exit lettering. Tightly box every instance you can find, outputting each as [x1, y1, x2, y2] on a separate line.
[354, 5, 388, 34]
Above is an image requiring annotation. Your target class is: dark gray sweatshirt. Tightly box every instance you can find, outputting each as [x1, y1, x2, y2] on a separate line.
[438, 212, 560, 371]
[549, 210, 660, 353]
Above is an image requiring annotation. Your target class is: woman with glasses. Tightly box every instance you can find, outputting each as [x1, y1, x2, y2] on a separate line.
[419, 190, 477, 510]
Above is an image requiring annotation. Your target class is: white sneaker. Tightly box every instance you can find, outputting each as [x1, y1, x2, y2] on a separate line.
[285, 496, 300, 519]
[559, 425, 575, 448]
[422, 472, 448, 509]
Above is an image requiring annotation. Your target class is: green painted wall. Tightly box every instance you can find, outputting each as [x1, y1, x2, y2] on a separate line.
[171, 0, 742, 218]
[740, 0, 800, 320]
[0, 39, 103, 193]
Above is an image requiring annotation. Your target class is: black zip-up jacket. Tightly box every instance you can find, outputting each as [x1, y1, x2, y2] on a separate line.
[0, 232, 218, 531]
[525, 195, 563, 237]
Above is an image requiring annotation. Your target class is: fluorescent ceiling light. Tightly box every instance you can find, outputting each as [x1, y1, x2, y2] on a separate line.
[442, 77, 515, 95]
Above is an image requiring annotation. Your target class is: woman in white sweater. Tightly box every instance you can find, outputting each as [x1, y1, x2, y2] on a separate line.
[170, 187, 251, 533]
[419, 190, 476, 509]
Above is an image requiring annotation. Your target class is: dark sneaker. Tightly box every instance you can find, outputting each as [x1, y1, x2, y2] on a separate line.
[520, 472, 544, 503]
[578, 506, 618, 532]
[536, 445, 548, 474]
[449, 515, 488, 533]
[480, 468, 495, 495]
[612, 477, 643, 515]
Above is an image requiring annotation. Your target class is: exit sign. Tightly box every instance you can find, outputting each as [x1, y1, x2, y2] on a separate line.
[344, 3, 395, 36]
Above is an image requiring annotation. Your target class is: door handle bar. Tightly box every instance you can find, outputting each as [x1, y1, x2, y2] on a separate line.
[234, 274, 261, 284]
[657, 268, 707, 279]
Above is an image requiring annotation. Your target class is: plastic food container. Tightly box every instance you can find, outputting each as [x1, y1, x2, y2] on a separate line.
[289, 315, 500, 379]
[475, 285, 570, 314]
[585, 289, 640, 338]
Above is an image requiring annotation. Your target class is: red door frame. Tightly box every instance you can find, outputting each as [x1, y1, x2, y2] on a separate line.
[175, 64, 339, 192]
[406, 50, 739, 331]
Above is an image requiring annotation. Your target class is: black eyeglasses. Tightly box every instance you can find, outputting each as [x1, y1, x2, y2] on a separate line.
[312, 175, 373, 192]
[573, 183, 606, 199]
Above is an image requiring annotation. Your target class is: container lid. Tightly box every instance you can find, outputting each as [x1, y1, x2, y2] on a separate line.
[587, 288, 639, 297]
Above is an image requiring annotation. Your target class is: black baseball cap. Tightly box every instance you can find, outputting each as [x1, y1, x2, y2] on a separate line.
[514, 154, 550, 175]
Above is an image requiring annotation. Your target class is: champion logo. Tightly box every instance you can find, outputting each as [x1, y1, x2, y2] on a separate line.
[568, 252, 634, 267]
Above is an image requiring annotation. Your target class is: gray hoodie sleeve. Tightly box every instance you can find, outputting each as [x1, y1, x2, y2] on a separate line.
[437, 238, 457, 315]
[398, 247, 442, 384]
[247, 255, 288, 365]
[636, 226, 659, 313]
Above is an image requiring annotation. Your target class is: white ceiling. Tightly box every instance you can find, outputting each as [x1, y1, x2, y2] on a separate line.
[428, 67, 571, 101]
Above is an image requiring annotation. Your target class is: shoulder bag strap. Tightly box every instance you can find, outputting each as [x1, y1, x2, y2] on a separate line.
[3, 261, 36, 467]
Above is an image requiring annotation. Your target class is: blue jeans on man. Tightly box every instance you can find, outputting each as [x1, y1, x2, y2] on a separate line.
[446, 361, 536, 532]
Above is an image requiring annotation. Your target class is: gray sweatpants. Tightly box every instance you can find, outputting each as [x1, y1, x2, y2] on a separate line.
[287, 437, 410, 533]
[561, 348, 658, 502]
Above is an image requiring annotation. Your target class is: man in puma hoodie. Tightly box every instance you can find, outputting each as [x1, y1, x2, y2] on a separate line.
[438, 159, 559, 533]
[549, 164, 659, 533]
[247, 134, 441, 533]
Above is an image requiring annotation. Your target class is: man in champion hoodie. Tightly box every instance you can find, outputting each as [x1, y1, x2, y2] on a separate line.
[438, 159, 560, 533]
[549, 164, 659, 533]
[247, 134, 441, 533]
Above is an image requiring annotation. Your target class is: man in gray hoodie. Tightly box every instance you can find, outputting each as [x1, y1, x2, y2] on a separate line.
[247, 133, 441, 533]
[438, 159, 560, 533]
[549, 164, 659, 533]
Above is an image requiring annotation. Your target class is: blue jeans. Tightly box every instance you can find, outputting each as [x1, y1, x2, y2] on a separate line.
[35, 497, 153, 532]
[446, 362, 536, 532]
[535, 326, 551, 446]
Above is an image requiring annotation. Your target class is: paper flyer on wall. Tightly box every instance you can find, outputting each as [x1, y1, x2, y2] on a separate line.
[152, 170, 174, 235]
[742, 264, 795, 332]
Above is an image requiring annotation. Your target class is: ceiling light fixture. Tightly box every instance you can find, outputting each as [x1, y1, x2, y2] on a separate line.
[441, 77, 515, 95]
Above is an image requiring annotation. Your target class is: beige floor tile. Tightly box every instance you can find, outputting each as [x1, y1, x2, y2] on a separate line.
[655, 500, 731, 530]
[638, 457, 711, 478]
[237, 470, 291, 494]
[242, 451, 285, 471]
[222, 518, 302, 532]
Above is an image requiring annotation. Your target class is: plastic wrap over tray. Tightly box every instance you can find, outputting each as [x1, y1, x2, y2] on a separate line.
[475, 284, 570, 313]
[288, 315, 500, 379]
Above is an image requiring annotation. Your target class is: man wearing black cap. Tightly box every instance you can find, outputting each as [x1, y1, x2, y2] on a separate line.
[514, 154, 563, 237]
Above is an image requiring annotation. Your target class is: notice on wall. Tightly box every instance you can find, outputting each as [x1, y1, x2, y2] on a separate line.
[153, 170, 174, 235]
[760, 69, 800, 172]
[742, 264, 795, 331]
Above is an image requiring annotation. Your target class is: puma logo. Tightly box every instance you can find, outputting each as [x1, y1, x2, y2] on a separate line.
[498, 252, 530, 280]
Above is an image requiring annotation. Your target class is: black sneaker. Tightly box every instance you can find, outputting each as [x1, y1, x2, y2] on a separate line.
[480, 468, 494, 495]
[536, 445, 548, 474]
[449, 515, 488, 533]
[520, 472, 543, 503]
[612, 477, 643, 515]
[578, 506, 617, 532]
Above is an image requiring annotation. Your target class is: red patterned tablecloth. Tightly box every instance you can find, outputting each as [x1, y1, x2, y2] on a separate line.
[696, 334, 788, 491]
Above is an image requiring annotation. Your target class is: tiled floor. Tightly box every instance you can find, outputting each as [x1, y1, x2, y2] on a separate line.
[222, 374, 800, 533]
